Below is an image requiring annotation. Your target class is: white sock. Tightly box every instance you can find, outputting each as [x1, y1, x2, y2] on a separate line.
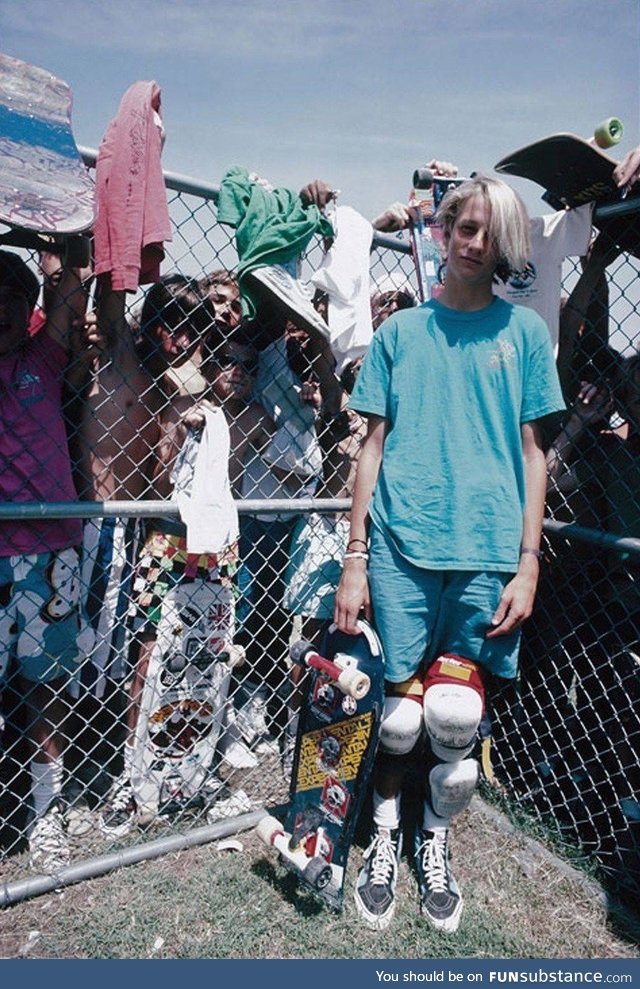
[372, 789, 401, 831]
[422, 798, 449, 833]
[30, 756, 63, 820]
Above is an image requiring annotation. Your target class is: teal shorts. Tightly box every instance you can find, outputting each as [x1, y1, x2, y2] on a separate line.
[283, 513, 350, 620]
[0, 548, 81, 684]
[368, 524, 521, 683]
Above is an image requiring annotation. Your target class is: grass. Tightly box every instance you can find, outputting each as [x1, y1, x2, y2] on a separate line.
[1, 797, 639, 960]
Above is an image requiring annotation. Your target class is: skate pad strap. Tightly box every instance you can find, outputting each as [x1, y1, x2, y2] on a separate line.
[423, 654, 485, 713]
[385, 673, 424, 705]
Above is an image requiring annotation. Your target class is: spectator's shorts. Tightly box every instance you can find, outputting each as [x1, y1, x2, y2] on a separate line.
[71, 517, 141, 699]
[0, 547, 81, 684]
[283, 513, 349, 620]
[369, 524, 521, 683]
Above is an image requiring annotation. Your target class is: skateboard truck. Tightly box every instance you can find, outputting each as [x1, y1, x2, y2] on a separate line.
[411, 168, 465, 209]
[257, 813, 334, 892]
[290, 640, 370, 700]
[0, 228, 92, 268]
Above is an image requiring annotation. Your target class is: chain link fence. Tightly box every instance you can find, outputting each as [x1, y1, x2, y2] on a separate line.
[0, 156, 638, 916]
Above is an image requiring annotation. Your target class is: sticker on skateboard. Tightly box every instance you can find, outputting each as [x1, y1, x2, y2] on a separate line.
[0, 53, 94, 263]
[257, 619, 385, 911]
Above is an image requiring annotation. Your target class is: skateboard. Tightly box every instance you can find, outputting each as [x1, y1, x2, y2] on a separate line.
[408, 168, 464, 301]
[130, 580, 245, 820]
[0, 53, 94, 264]
[258, 619, 385, 910]
[494, 127, 640, 258]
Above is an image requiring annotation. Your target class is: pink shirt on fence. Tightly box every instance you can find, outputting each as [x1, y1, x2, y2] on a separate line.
[94, 81, 172, 291]
[0, 333, 82, 556]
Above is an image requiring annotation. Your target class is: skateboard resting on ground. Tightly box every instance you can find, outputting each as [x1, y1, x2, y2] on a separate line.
[0, 53, 94, 265]
[258, 619, 385, 910]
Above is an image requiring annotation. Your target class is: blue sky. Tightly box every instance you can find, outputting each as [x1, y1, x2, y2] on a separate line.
[1, 0, 639, 219]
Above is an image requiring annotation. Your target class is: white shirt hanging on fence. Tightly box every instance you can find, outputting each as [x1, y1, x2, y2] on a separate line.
[310, 204, 374, 375]
[171, 406, 239, 554]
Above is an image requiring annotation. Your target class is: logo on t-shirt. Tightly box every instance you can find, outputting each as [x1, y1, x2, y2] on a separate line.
[487, 339, 516, 369]
[507, 262, 536, 291]
[15, 370, 43, 406]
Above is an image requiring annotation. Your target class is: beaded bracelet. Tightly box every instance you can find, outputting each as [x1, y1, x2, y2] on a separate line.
[343, 551, 369, 562]
[520, 547, 543, 559]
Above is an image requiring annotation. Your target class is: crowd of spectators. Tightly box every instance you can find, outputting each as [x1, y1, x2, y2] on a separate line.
[0, 105, 638, 903]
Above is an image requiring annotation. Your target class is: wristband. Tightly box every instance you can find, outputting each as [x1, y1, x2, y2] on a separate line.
[346, 538, 368, 550]
[520, 547, 543, 559]
[343, 551, 369, 562]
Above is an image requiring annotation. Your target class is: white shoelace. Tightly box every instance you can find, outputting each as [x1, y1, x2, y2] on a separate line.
[368, 832, 397, 886]
[30, 806, 68, 865]
[110, 776, 133, 812]
[420, 831, 448, 893]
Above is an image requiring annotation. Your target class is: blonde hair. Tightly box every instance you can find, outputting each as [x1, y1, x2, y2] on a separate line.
[436, 174, 530, 281]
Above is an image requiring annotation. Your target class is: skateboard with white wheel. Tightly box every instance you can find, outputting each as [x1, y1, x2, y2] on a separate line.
[130, 579, 245, 821]
[495, 118, 640, 258]
[258, 618, 385, 910]
[408, 168, 464, 301]
[0, 53, 94, 266]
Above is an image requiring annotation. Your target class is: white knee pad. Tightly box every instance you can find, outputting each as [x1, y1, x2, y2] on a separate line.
[379, 696, 423, 755]
[429, 758, 479, 819]
[423, 681, 483, 762]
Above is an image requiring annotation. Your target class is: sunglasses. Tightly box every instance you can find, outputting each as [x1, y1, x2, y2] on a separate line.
[215, 353, 258, 375]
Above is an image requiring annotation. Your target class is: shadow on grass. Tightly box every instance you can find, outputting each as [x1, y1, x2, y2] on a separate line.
[250, 856, 327, 918]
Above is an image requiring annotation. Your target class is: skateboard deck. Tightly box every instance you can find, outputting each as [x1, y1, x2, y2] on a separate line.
[131, 580, 244, 820]
[495, 133, 640, 257]
[0, 53, 94, 261]
[258, 619, 384, 910]
[408, 169, 463, 302]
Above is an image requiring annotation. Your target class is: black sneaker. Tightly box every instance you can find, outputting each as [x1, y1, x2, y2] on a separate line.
[354, 826, 402, 930]
[415, 828, 463, 933]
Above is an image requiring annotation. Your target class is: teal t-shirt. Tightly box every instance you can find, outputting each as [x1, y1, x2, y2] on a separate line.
[349, 297, 565, 572]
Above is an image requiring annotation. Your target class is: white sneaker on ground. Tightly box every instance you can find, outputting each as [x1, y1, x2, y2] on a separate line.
[28, 801, 70, 875]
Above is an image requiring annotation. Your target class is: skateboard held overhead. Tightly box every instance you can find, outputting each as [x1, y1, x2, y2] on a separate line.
[0, 53, 94, 264]
[257, 619, 385, 911]
[408, 168, 464, 302]
[495, 121, 640, 257]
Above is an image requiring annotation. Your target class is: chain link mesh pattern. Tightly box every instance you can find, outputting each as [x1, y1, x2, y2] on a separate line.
[0, 164, 638, 909]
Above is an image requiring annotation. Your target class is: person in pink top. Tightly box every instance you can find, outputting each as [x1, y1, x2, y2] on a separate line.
[0, 250, 86, 876]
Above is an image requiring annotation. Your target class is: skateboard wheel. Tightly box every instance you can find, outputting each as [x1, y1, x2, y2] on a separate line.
[412, 168, 434, 190]
[256, 814, 283, 846]
[594, 117, 623, 149]
[304, 857, 333, 891]
[337, 667, 370, 701]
